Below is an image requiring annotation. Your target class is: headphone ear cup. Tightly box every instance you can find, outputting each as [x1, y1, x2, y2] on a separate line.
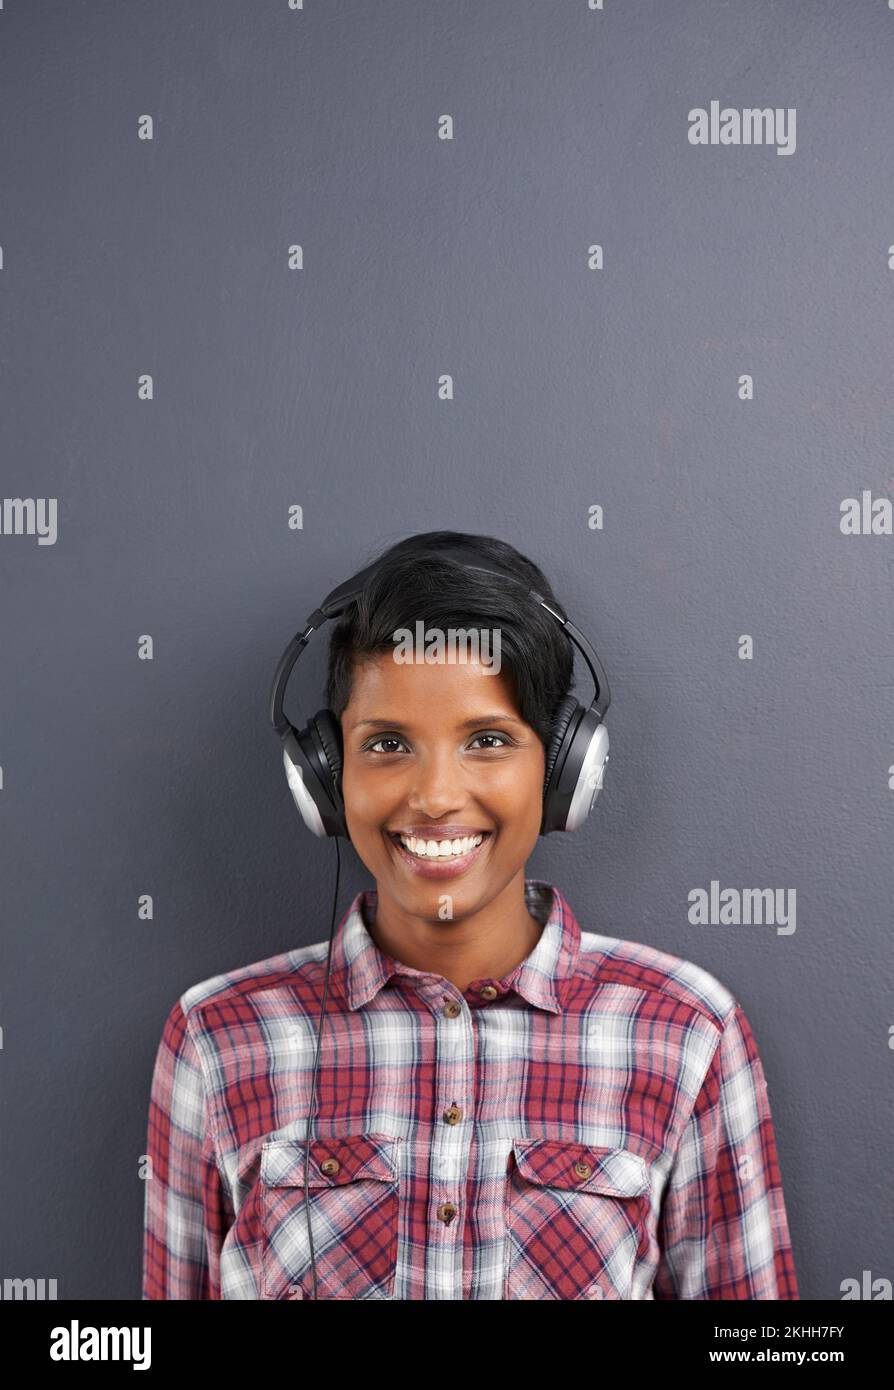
[311, 709, 344, 809]
[541, 699, 610, 835]
[541, 695, 581, 833]
[563, 711, 609, 833]
[280, 710, 347, 838]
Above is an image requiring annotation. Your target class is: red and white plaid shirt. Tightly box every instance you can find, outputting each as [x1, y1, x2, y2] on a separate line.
[142, 879, 799, 1300]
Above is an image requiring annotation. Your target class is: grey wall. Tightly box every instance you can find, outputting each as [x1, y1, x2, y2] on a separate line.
[2, 0, 891, 1300]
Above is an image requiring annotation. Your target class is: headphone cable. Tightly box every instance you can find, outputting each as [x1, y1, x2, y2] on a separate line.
[303, 834, 341, 1301]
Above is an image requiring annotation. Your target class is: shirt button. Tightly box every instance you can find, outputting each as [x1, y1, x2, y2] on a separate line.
[573, 1160, 592, 1181]
[320, 1157, 340, 1177]
[437, 1201, 458, 1225]
[442, 999, 462, 1018]
[443, 1103, 462, 1125]
[479, 984, 498, 1000]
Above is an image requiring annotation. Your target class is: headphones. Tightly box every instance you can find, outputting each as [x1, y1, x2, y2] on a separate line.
[267, 542, 611, 1300]
[269, 545, 612, 839]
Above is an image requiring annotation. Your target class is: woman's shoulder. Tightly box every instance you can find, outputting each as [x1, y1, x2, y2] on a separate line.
[169, 938, 331, 1032]
[576, 925, 740, 1033]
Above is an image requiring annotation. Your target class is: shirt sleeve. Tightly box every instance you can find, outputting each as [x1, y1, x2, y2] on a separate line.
[142, 998, 234, 1299]
[653, 1001, 799, 1300]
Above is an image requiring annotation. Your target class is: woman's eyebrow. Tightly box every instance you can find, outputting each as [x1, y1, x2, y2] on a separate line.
[352, 714, 523, 731]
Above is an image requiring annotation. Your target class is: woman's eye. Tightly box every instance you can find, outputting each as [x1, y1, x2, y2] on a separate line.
[367, 736, 407, 754]
[468, 732, 510, 750]
[364, 731, 511, 755]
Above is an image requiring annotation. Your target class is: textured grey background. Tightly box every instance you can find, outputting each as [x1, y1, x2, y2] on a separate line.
[2, 0, 892, 1300]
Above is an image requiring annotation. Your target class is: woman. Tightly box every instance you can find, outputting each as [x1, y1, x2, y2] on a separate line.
[142, 530, 799, 1299]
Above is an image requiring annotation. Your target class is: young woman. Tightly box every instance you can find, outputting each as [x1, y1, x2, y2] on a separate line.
[142, 530, 799, 1300]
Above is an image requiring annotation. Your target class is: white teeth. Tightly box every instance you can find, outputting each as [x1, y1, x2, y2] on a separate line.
[398, 833, 485, 859]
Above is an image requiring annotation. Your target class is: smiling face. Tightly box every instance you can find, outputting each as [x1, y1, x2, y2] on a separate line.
[340, 651, 546, 925]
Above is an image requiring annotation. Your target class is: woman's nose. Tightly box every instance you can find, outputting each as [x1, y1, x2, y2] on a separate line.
[405, 750, 467, 817]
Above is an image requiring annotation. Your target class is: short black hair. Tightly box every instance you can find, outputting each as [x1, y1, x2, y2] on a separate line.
[325, 530, 575, 749]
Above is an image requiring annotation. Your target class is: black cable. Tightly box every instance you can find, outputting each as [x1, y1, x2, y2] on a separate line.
[303, 834, 342, 1300]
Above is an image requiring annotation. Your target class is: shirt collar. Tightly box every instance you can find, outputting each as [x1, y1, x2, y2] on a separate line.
[336, 878, 581, 1015]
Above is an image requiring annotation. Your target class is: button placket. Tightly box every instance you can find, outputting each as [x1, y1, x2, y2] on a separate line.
[432, 994, 470, 1285]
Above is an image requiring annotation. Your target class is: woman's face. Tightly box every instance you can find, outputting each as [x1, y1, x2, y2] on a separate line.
[340, 652, 546, 921]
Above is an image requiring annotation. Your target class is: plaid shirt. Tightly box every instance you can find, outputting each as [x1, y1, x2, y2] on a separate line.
[142, 879, 799, 1300]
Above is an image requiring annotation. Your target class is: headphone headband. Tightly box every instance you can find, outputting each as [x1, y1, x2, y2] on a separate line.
[269, 547, 610, 737]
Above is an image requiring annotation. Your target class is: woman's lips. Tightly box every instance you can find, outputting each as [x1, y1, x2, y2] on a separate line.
[386, 831, 492, 879]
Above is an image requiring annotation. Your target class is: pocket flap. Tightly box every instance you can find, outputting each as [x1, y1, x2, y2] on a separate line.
[512, 1139, 649, 1197]
[260, 1133, 401, 1189]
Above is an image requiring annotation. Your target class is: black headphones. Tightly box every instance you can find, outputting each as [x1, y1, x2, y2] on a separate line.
[269, 545, 612, 838]
[267, 543, 611, 1300]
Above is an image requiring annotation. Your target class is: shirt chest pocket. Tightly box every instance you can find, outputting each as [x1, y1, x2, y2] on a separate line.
[259, 1133, 402, 1300]
[504, 1139, 651, 1300]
